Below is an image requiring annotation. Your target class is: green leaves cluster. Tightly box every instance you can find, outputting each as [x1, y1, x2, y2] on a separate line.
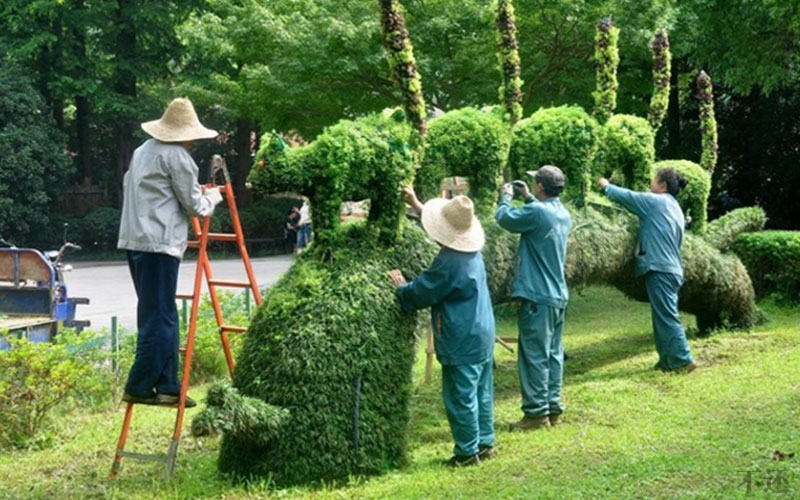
[595, 114, 655, 192]
[495, 0, 523, 125]
[653, 160, 710, 234]
[508, 105, 600, 203]
[592, 16, 619, 124]
[696, 70, 718, 173]
[704, 207, 767, 252]
[648, 28, 670, 131]
[732, 231, 800, 302]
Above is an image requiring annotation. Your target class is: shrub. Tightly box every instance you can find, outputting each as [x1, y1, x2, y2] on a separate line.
[78, 207, 121, 251]
[215, 221, 438, 486]
[731, 231, 800, 302]
[704, 206, 767, 251]
[594, 114, 655, 192]
[418, 107, 509, 218]
[0, 330, 109, 449]
[653, 160, 711, 233]
[507, 106, 600, 203]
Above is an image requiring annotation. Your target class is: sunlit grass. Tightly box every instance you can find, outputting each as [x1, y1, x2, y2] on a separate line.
[1, 286, 799, 499]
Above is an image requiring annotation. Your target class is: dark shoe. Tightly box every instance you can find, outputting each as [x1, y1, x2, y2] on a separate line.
[653, 360, 666, 371]
[477, 445, 495, 460]
[511, 415, 550, 431]
[443, 454, 480, 467]
[155, 393, 197, 408]
[122, 393, 157, 405]
[548, 413, 561, 426]
[670, 362, 697, 375]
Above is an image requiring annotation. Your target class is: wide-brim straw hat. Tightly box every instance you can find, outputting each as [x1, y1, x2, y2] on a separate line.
[421, 195, 485, 252]
[141, 98, 218, 142]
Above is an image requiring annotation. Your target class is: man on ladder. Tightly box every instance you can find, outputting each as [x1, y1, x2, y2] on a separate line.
[117, 97, 223, 407]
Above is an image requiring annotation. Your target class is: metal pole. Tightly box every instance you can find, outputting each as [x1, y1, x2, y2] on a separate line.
[111, 316, 118, 374]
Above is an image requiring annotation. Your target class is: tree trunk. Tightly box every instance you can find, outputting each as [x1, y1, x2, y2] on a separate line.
[113, 0, 138, 207]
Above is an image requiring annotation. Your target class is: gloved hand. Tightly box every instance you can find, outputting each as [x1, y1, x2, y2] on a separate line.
[204, 187, 223, 206]
[512, 180, 531, 199]
[501, 183, 514, 198]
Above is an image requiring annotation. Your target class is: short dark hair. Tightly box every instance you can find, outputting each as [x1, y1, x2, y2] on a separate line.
[656, 168, 688, 196]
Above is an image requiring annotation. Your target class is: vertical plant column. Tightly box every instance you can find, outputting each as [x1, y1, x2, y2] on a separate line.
[696, 70, 718, 173]
[592, 16, 619, 124]
[378, 0, 427, 136]
[495, 0, 524, 125]
[648, 28, 671, 131]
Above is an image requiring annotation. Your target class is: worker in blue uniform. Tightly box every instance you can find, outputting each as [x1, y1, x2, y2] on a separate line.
[495, 166, 571, 430]
[598, 167, 696, 374]
[389, 188, 495, 467]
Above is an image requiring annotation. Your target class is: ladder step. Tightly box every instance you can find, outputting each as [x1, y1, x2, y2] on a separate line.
[115, 450, 167, 463]
[176, 293, 194, 300]
[205, 233, 238, 242]
[187, 240, 200, 248]
[208, 279, 251, 288]
[221, 325, 247, 333]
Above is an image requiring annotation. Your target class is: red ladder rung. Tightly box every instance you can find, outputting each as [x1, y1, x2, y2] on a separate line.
[208, 279, 251, 288]
[220, 325, 246, 334]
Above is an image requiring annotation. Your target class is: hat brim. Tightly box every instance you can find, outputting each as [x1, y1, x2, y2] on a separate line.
[420, 198, 485, 253]
[141, 120, 218, 143]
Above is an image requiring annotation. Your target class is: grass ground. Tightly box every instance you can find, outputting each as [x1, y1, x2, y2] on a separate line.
[1, 285, 799, 499]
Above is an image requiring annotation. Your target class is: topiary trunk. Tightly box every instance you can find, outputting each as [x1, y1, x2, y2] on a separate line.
[495, 0, 524, 125]
[696, 70, 718, 173]
[378, 0, 427, 136]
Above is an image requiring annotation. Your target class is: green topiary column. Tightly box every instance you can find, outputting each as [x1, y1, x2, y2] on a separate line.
[495, 0, 524, 125]
[378, 0, 427, 136]
[696, 70, 718, 173]
[595, 114, 655, 192]
[648, 28, 671, 131]
[592, 16, 619, 124]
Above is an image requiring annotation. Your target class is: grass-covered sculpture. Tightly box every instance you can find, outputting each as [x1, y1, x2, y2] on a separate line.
[193, 5, 765, 487]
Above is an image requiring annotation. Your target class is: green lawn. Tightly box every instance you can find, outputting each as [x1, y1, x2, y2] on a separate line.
[2, 286, 799, 499]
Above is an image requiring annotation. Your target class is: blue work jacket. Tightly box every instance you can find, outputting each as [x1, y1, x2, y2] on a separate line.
[396, 247, 495, 366]
[603, 184, 685, 280]
[495, 194, 571, 309]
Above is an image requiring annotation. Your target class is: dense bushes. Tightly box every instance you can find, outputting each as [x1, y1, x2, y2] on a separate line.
[507, 106, 599, 203]
[653, 160, 711, 233]
[704, 206, 767, 251]
[418, 107, 509, 217]
[594, 114, 655, 192]
[731, 231, 800, 301]
[214, 221, 437, 486]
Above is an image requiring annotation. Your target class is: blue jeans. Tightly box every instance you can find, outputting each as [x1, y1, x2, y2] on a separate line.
[124, 251, 181, 397]
[517, 301, 565, 417]
[441, 359, 495, 457]
[297, 224, 312, 249]
[645, 271, 693, 370]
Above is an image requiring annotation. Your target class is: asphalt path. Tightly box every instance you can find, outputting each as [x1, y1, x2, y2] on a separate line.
[66, 255, 294, 332]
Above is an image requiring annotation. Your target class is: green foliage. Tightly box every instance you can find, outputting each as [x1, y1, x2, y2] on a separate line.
[696, 70, 718, 173]
[0, 331, 108, 449]
[507, 106, 600, 203]
[648, 28, 670, 131]
[704, 206, 767, 251]
[187, 291, 250, 384]
[418, 107, 509, 217]
[248, 111, 419, 254]
[192, 381, 289, 446]
[0, 61, 72, 243]
[595, 114, 655, 192]
[379, 0, 427, 135]
[592, 17, 619, 124]
[495, 0, 523, 125]
[653, 160, 710, 234]
[731, 231, 800, 302]
[76, 207, 121, 251]
[217, 221, 437, 486]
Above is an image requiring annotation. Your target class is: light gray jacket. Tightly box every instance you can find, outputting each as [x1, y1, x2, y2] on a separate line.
[117, 139, 222, 259]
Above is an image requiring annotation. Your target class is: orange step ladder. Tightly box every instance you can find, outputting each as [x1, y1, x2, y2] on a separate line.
[110, 156, 262, 479]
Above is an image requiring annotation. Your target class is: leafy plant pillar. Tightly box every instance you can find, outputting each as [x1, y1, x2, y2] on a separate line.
[495, 0, 523, 125]
[648, 28, 671, 131]
[378, 0, 426, 136]
[592, 16, 619, 124]
[594, 114, 655, 192]
[696, 70, 719, 173]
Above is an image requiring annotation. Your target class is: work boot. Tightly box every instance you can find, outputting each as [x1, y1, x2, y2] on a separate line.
[511, 415, 550, 431]
[443, 454, 480, 467]
[548, 413, 561, 426]
[670, 362, 697, 375]
[122, 393, 157, 405]
[477, 444, 495, 460]
[155, 393, 197, 408]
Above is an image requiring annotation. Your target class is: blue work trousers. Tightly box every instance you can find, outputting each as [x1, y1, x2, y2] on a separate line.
[124, 251, 181, 397]
[645, 271, 693, 371]
[441, 359, 495, 457]
[518, 301, 565, 417]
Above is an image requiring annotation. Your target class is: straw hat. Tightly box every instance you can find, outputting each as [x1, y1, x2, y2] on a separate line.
[421, 195, 485, 252]
[141, 98, 218, 142]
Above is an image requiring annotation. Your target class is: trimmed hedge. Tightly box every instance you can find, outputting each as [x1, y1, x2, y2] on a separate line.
[704, 206, 767, 251]
[418, 107, 509, 218]
[731, 231, 800, 301]
[653, 160, 711, 234]
[217, 221, 438, 486]
[507, 106, 600, 203]
[594, 114, 655, 192]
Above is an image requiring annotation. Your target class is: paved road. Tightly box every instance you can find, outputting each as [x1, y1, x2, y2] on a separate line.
[67, 255, 293, 332]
